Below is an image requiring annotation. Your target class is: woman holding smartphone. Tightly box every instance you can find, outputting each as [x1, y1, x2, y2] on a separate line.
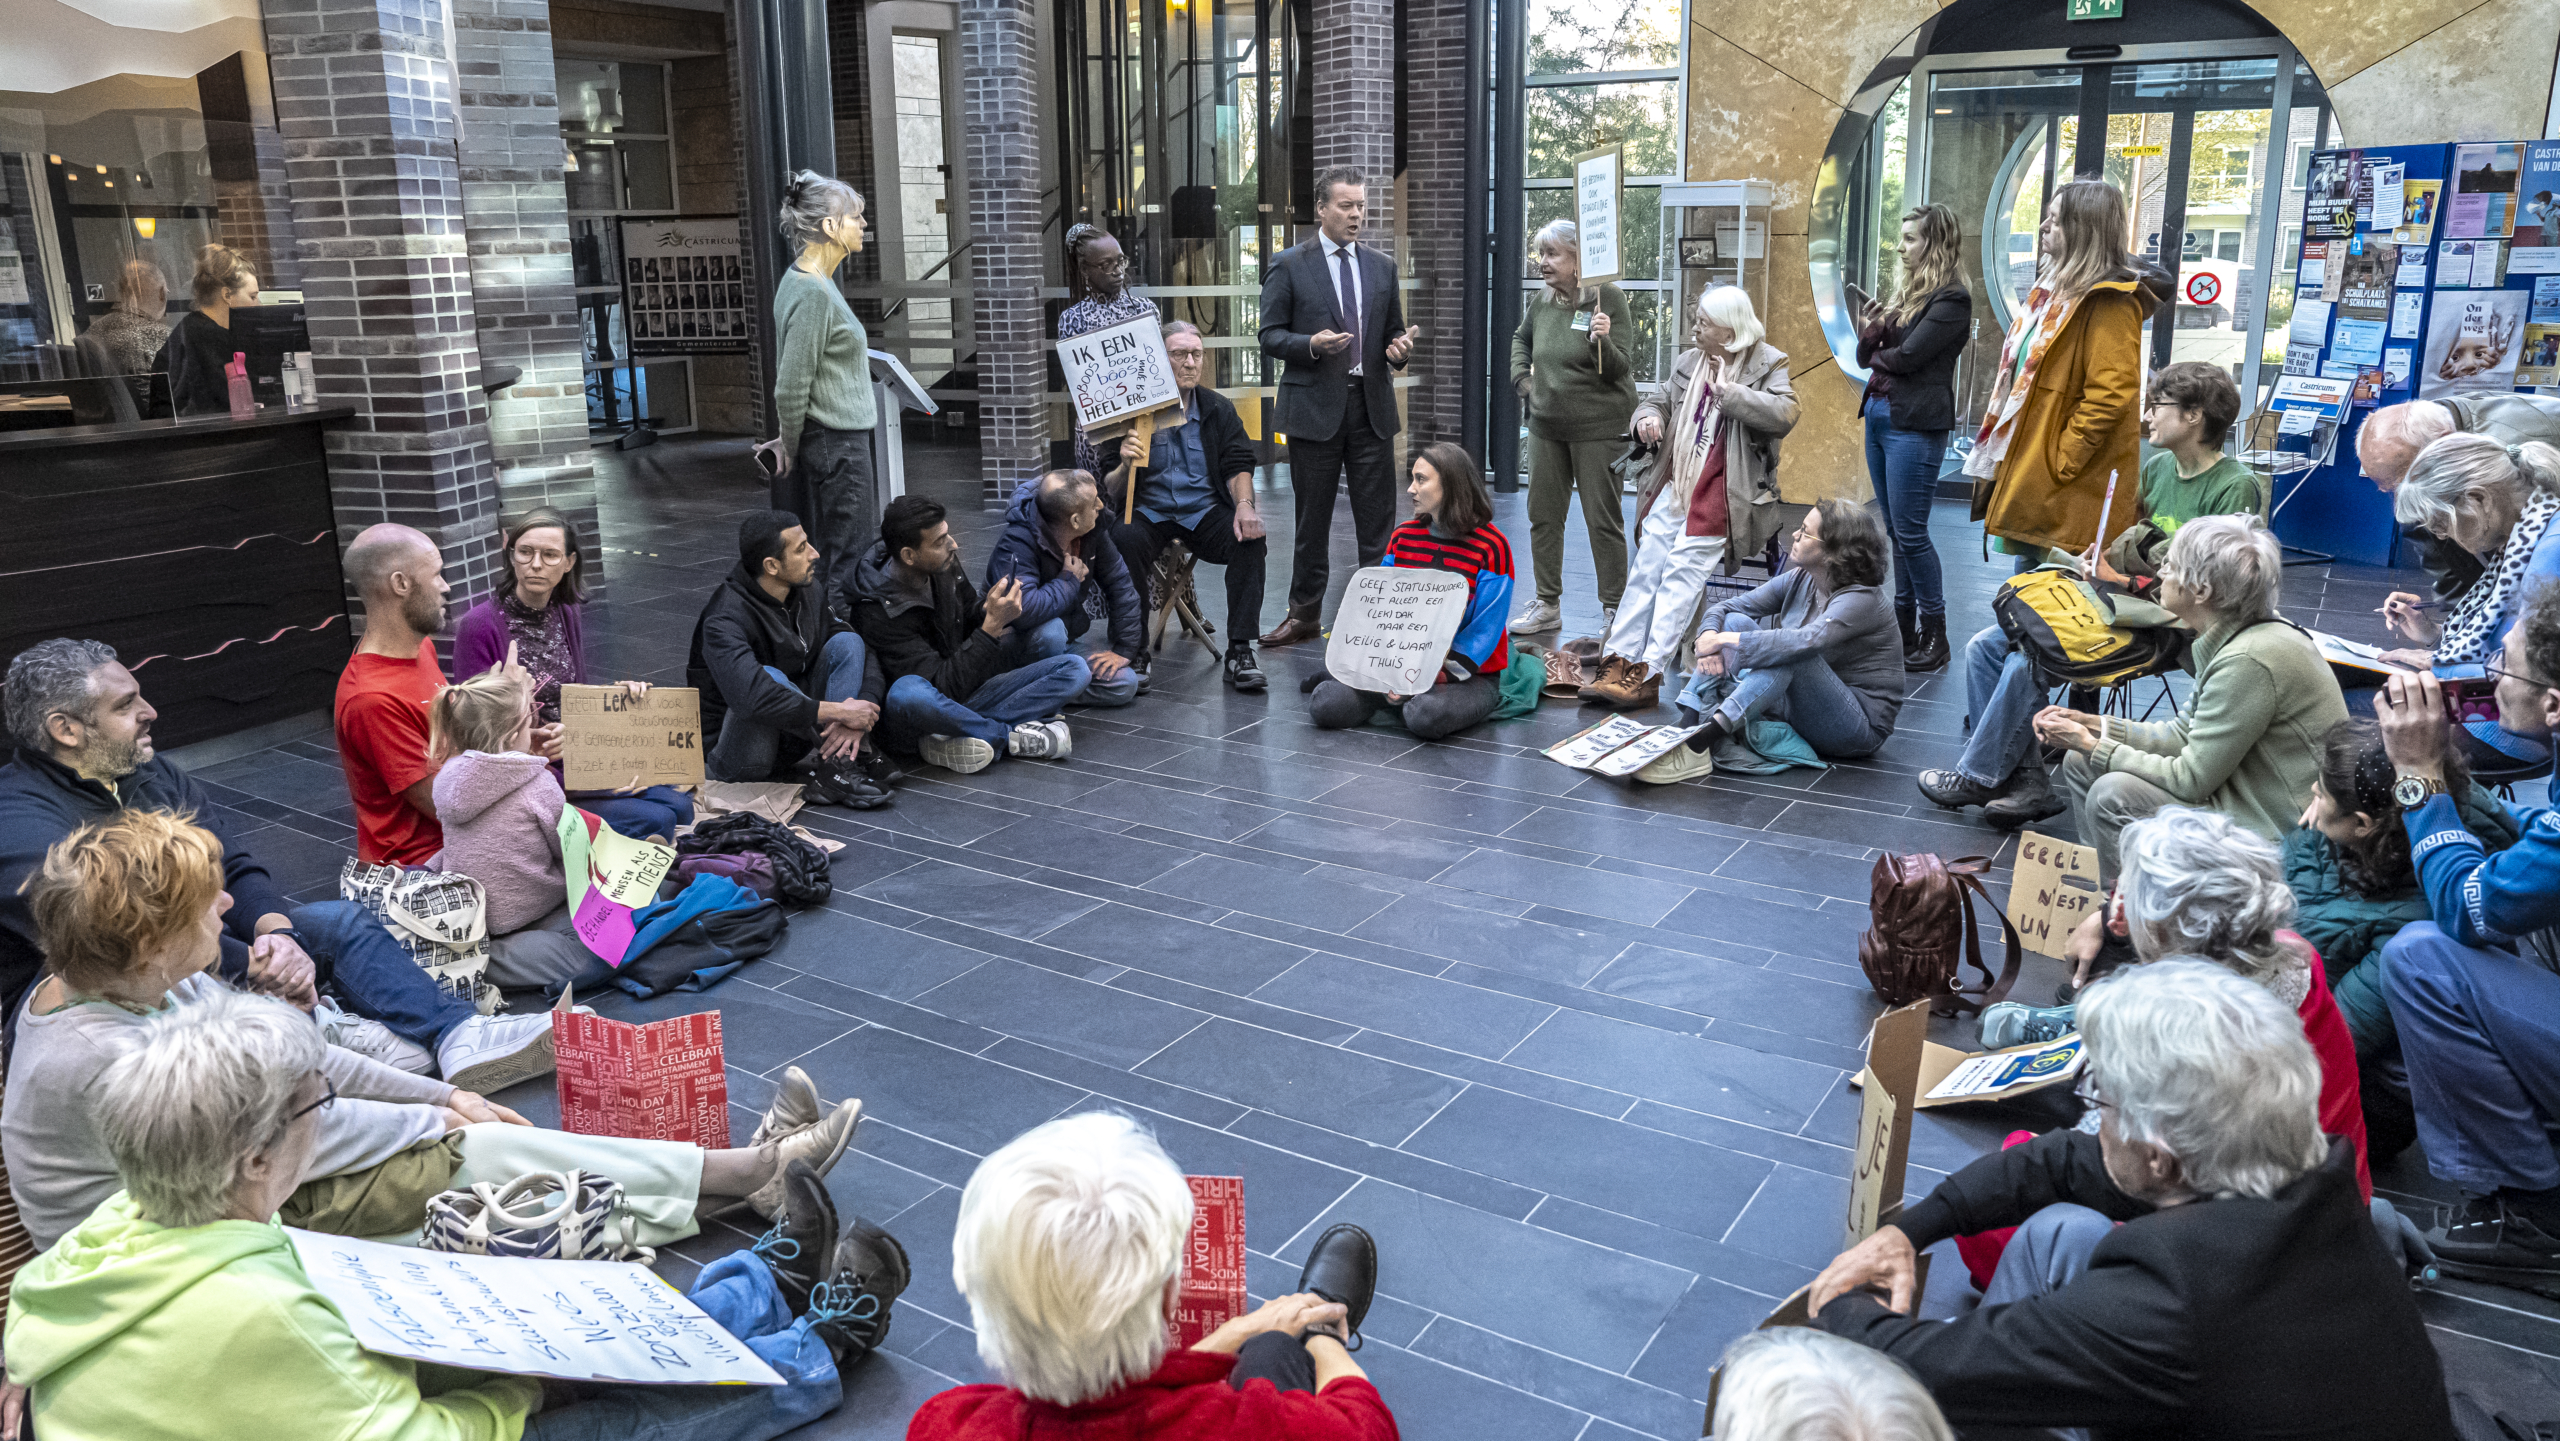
[769, 170, 875, 611]
[1853, 204, 1969, 671]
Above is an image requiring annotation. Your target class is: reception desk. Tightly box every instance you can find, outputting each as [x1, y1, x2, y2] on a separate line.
[0, 406, 358, 750]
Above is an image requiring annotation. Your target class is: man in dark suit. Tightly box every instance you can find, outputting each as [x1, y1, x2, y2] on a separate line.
[1256, 167, 1419, 647]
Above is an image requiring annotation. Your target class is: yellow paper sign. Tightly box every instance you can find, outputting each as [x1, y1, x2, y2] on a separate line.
[560, 685, 705, 793]
[2119, 144, 2165, 157]
[2005, 830, 2102, 959]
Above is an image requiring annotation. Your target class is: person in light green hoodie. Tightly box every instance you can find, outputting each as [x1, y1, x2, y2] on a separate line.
[6, 988, 904, 1441]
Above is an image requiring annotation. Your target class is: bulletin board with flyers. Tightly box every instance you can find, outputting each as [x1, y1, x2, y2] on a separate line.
[2273, 141, 2560, 566]
[618, 215, 750, 356]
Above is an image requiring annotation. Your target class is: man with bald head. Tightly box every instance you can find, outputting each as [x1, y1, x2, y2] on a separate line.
[2358, 394, 2560, 599]
[335, 524, 457, 865]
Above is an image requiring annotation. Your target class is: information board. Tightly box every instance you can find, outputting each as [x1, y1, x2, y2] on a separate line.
[619, 216, 748, 355]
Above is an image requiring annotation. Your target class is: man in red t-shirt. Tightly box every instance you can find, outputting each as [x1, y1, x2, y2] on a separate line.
[335, 524, 457, 865]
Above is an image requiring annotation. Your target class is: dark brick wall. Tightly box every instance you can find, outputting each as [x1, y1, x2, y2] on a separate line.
[1399, 0, 1463, 448]
[961, 0, 1042, 507]
[1312, 0, 1396, 257]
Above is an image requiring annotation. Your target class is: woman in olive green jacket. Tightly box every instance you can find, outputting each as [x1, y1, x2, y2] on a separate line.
[1507, 219, 1639, 635]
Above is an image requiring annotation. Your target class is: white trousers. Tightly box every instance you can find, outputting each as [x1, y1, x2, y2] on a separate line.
[1603, 498, 1727, 671]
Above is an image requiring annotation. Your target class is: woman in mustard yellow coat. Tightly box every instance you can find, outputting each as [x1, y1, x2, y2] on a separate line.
[1965, 179, 2169, 560]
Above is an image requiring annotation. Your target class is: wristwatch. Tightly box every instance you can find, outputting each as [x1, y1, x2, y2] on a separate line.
[2393, 772, 2448, 808]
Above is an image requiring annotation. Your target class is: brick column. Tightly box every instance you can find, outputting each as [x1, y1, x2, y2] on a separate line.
[1400, 0, 1466, 447]
[265, 0, 502, 625]
[1312, 0, 1397, 255]
[961, 0, 1045, 508]
[453, 0, 603, 592]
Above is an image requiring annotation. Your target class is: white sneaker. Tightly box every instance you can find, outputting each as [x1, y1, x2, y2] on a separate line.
[1509, 600, 1562, 634]
[1635, 736, 1717, 785]
[1008, 719, 1071, 760]
[316, 998, 434, 1075]
[435, 1011, 560, 1094]
[918, 733, 996, 774]
[747, 1097, 864, 1218]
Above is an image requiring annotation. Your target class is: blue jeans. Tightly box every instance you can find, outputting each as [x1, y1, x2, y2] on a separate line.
[1975, 1204, 2109, 1441]
[521, 1252, 843, 1441]
[1679, 615, 1886, 758]
[879, 654, 1093, 751]
[574, 786, 696, 841]
[1954, 623, 2048, 788]
[1003, 617, 1139, 708]
[709, 632, 870, 782]
[1864, 399, 1948, 617]
[294, 899, 480, 1047]
[2382, 921, 2560, 1193]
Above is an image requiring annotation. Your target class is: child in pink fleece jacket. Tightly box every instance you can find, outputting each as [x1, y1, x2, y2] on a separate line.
[426, 670, 568, 934]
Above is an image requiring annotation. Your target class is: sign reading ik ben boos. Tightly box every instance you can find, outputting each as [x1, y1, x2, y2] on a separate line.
[1058, 313, 1181, 431]
[560, 685, 705, 792]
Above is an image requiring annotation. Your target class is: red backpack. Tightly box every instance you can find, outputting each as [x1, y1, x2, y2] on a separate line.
[1857, 853, 2022, 1015]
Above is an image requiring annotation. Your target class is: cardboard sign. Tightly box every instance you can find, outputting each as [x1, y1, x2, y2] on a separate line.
[1575, 146, 1625, 284]
[558, 807, 677, 964]
[2005, 830, 2101, 959]
[1922, 1035, 2083, 1102]
[560, 685, 705, 793]
[1168, 1176, 1245, 1349]
[1845, 1002, 1927, 1251]
[555, 1008, 731, 1148]
[1324, 566, 1469, 694]
[287, 1229, 782, 1386]
[1059, 313, 1181, 431]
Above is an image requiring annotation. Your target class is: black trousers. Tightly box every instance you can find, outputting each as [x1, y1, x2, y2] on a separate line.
[1106, 503, 1269, 654]
[1283, 383, 1397, 618]
[1228, 1330, 1319, 1393]
[781, 421, 873, 615]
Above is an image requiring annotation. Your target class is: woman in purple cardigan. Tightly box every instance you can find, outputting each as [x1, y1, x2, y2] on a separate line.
[453, 507, 694, 841]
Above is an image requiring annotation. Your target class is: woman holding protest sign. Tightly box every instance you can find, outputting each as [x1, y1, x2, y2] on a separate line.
[1307, 444, 1514, 741]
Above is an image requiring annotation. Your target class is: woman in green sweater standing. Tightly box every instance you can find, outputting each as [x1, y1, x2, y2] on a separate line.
[1508, 219, 1638, 635]
[771, 170, 878, 609]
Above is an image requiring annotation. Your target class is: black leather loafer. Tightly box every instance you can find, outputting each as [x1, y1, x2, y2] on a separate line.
[1296, 1221, 1376, 1348]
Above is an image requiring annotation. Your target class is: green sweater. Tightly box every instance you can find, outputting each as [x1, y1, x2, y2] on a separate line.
[2107, 451, 2263, 577]
[1509, 284, 1639, 442]
[773, 265, 874, 453]
[7, 1191, 542, 1439]
[2088, 617, 2349, 846]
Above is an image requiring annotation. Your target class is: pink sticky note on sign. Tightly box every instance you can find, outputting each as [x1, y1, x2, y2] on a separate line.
[572, 886, 638, 965]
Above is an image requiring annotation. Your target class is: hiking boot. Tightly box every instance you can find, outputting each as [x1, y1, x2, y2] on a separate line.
[747, 1098, 862, 1219]
[1509, 599, 1562, 634]
[1614, 662, 1661, 710]
[1577, 655, 1629, 705]
[1983, 758, 2067, 831]
[1896, 604, 1919, 659]
[749, 1160, 839, 1314]
[1225, 646, 1268, 694]
[2429, 1195, 2560, 1274]
[1906, 614, 1949, 672]
[807, 1215, 912, 1361]
[435, 1011, 559, 1094]
[803, 756, 893, 810]
[918, 733, 996, 775]
[1007, 719, 1072, 760]
[1916, 767, 2002, 810]
[316, 998, 434, 1075]
[1979, 1001, 2076, 1049]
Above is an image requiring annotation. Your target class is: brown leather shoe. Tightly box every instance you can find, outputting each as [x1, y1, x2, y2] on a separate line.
[1587, 658, 1659, 710]
[1577, 655, 1628, 704]
[1260, 616, 1322, 648]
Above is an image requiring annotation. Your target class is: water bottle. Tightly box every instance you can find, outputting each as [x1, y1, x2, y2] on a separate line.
[225, 351, 254, 415]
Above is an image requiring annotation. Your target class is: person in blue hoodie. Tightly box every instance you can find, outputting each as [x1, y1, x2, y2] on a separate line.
[983, 469, 1145, 709]
[2374, 578, 2560, 1276]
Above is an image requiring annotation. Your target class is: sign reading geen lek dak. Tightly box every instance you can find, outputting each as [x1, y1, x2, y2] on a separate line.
[619, 216, 748, 356]
[560, 684, 706, 792]
[556, 1009, 731, 1148]
[287, 1230, 783, 1386]
[1325, 566, 1469, 695]
[1059, 312, 1182, 431]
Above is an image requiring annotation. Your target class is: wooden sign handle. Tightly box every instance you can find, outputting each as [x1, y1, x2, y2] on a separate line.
[1115, 408, 1161, 524]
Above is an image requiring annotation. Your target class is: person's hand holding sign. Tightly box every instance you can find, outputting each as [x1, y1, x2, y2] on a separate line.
[1588, 311, 1611, 341]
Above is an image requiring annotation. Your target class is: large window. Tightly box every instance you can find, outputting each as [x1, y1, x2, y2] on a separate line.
[559, 57, 693, 434]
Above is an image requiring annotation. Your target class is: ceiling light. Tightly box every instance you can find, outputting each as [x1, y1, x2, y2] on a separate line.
[134, 217, 157, 238]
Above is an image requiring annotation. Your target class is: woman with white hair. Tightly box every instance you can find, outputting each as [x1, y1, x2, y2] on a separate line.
[910, 1112, 1395, 1439]
[1507, 219, 1639, 637]
[1581, 284, 1800, 709]
[2030, 514, 2347, 882]
[4, 986, 896, 1439]
[1709, 1328, 1950, 1441]
[1807, 960, 2455, 1439]
[2374, 435, 2560, 769]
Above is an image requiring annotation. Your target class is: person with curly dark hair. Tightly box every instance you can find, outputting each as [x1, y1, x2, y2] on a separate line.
[1650, 499, 1905, 780]
[1057, 222, 1160, 486]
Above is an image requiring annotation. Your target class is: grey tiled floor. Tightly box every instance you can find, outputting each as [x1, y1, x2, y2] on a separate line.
[169, 434, 2560, 1437]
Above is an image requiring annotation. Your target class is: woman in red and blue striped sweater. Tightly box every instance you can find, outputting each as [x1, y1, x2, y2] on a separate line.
[1308, 442, 1515, 741]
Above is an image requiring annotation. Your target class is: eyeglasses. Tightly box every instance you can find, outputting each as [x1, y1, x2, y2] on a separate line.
[1167, 348, 1206, 364]
[2486, 658, 2559, 692]
[289, 1074, 339, 1122]
[2073, 1073, 2112, 1111]
[1084, 255, 1130, 275]
[512, 545, 568, 568]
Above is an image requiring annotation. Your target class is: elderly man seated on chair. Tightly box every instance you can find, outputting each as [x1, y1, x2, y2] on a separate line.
[1097, 320, 1271, 694]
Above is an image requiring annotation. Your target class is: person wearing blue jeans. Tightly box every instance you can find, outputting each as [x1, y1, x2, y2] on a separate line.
[710, 631, 873, 782]
[1005, 616, 1141, 707]
[1913, 624, 2064, 828]
[1854, 205, 1968, 672]
[879, 655, 1093, 758]
[2374, 607, 2560, 1273]
[984, 470, 1146, 708]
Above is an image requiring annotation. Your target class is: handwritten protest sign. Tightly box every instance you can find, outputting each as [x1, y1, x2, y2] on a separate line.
[1059, 313, 1181, 431]
[560, 685, 705, 792]
[1324, 566, 1468, 694]
[1844, 1002, 1926, 1251]
[558, 807, 676, 964]
[286, 1229, 781, 1386]
[1167, 1176, 1246, 1348]
[1575, 146, 1625, 284]
[556, 1008, 731, 1147]
[2005, 830, 2100, 958]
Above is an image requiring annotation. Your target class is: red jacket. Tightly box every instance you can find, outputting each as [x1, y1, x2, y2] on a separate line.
[907, 1351, 1397, 1441]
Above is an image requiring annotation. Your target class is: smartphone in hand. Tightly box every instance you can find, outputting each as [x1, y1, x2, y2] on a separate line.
[2440, 672, 2500, 727]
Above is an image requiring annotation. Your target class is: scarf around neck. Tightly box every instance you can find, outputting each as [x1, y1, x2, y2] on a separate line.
[1964, 282, 2085, 481]
[2435, 488, 2560, 664]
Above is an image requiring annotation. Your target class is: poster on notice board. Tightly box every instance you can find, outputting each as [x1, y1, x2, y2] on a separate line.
[2419, 289, 2528, 398]
[2448, 143, 2523, 239]
[620, 216, 748, 356]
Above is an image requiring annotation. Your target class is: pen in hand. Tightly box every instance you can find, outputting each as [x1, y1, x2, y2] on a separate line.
[2374, 601, 2445, 612]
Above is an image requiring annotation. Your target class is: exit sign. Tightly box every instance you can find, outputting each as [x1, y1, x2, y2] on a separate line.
[2070, 0, 2122, 16]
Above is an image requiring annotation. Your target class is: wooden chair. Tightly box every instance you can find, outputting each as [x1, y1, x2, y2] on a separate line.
[1145, 538, 1222, 662]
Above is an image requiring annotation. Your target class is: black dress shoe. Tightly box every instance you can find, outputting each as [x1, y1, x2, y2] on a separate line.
[1225, 647, 1268, 694]
[749, 1159, 839, 1314]
[808, 1214, 913, 1361]
[1296, 1222, 1376, 1349]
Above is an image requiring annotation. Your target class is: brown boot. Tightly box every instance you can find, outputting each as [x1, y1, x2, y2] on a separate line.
[1577, 655, 1628, 705]
[1621, 662, 1661, 710]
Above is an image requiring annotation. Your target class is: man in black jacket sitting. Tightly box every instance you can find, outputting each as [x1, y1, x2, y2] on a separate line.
[1097, 320, 1270, 693]
[1810, 959, 2454, 1441]
[684, 510, 892, 808]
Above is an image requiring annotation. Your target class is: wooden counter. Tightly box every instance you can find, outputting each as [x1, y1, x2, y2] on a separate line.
[0, 406, 359, 749]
